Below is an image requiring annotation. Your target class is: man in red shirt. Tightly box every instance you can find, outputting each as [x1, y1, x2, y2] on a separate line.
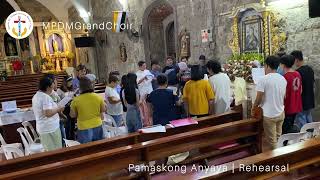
[279, 55, 302, 134]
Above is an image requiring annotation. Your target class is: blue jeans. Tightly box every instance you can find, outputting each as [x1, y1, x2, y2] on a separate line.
[110, 114, 123, 127]
[77, 125, 103, 144]
[295, 110, 313, 130]
[126, 105, 142, 133]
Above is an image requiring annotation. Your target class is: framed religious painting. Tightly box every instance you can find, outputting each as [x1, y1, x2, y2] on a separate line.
[241, 16, 263, 53]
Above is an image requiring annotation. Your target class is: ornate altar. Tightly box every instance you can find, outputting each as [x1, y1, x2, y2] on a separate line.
[225, 0, 287, 83]
[0, 27, 33, 75]
[228, 0, 287, 56]
[42, 27, 72, 72]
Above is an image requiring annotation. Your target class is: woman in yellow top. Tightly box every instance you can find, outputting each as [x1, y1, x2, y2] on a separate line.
[183, 65, 215, 118]
[70, 77, 106, 144]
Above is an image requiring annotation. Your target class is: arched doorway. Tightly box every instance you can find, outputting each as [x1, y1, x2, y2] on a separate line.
[143, 0, 176, 67]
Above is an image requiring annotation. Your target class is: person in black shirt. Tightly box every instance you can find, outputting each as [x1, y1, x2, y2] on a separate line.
[199, 55, 208, 77]
[147, 74, 179, 126]
[291, 50, 315, 127]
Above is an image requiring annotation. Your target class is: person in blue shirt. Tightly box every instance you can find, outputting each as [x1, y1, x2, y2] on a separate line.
[72, 64, 87, 92]
[276, 49, 286, 75]
[146, 74, 179, 126]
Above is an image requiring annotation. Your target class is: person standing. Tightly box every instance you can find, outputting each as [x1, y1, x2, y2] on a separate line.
[199, 55, 208, 77]
[122, 73, 143, 133]
[252, 56, 287, 149]
[32, 77, 64, 151]
[44, 74, 66, 143]
[147, 74, 179, 126]
[72, 64, 87, 92]
[162, 56, 180, 93]
[183, 65, 215, 118]
[291, 50, 315, 127]
[150, 60, 161, 90]
[279, 55, 303, 134]
[109, 71, 121, 94]
[207, 60, 232, 114]
[105, 75, 123, 127]
[70, 77, 106, 144]
[136, 61, 153, 126]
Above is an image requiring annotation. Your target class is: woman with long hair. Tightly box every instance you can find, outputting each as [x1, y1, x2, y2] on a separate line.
[122, 73, 143, 133]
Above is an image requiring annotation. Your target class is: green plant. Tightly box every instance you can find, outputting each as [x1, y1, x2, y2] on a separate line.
[228, 53, 264, 64]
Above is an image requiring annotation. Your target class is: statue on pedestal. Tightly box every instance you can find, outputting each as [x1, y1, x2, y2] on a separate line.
[178, 29, 190, 58]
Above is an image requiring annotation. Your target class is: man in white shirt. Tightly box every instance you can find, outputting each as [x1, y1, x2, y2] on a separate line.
[105, 75, 123, 126]
[136, 61, 154, 127]
[252, 55, 287, 150]
[136, 61, 154, 97]
[207, 60, 231, 114]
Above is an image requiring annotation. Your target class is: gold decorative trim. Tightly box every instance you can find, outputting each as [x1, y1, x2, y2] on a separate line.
[269, 13, 287, 55]
[262, 11, 270, 56]
[229, 17, 240, 54]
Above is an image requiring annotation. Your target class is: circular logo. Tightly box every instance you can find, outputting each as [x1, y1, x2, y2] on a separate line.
[5, 11, 33, 39]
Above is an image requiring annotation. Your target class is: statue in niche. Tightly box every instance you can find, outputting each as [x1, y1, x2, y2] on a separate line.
[4, 33, 18, 56]
[19, 38, 31, 58]
[48, 33, 64, 54]
[120, 43, 127, 62]
[179, 29, 190, 58]
[53, 39, 59, 52]
[245, 27, 259, 51]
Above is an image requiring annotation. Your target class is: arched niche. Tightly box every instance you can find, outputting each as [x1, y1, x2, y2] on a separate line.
[142, 0, 177, 66]
[44, 30, 71, 54]
[228, 2, 287, 56]
[4, 33, 18, 57]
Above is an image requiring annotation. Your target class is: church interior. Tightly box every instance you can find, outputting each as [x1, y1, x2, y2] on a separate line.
[0, 0, 320, 179]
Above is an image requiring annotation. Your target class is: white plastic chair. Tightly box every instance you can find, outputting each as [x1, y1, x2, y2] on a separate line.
[2, 145, 24, 160]
[277, 132, 307, 148]
[22, 121, 40, 143]
[0, 133, 23, 154]
[17, 127, 44, 155]
[300, 122, 320, 139]
[63, 139, 80, 147]
[103, 114, 127, 138]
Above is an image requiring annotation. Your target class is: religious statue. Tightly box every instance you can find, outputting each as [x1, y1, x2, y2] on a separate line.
[4, 34, 18, 56]
[245, 27, 259, 51]
[120, 43, 127, 62]
[53, 39, 59, 53]
[179, 29, 190, 58]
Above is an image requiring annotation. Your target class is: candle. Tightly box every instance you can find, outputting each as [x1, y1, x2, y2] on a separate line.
[30, 61, 34, 74]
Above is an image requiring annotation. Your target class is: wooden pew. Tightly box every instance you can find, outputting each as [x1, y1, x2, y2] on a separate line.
[0, 108, 243, 171]
[0, 118, 261, 180]
[0, 83, 106, 109]
[196, 138, 320, 180]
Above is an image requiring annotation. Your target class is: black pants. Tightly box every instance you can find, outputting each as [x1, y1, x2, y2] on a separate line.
[282, 114, 297, 134]
[66, 118, 76, 140]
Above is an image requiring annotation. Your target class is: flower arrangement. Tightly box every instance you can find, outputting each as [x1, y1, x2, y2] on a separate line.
[65, 51, 75, 60]
[224, 53, 264, 83]
[12, 60, 23, 71]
